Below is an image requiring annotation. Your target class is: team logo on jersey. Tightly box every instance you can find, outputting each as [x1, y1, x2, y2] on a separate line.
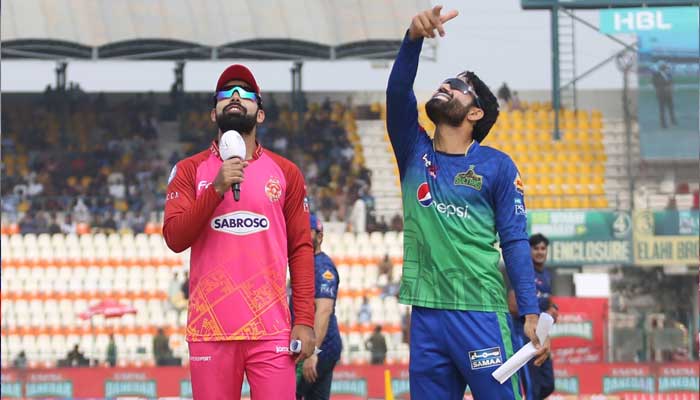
[454, 165, 483, 190]
[417, 183, 433, 207]
[211, 211, 270, 235]
[514, 173, 525, 195]
[322, 270, 334, 281]
[167, 165, 177, 185]
[469, 347, 503, 370]
[265, 176, 282, 202]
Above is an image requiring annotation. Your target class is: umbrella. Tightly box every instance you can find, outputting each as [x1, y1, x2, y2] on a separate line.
[79, 299, 137, 320]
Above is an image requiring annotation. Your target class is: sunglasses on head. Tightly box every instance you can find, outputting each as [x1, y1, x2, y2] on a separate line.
[215, 85, 259, 102]
[442, 78, 481, 108]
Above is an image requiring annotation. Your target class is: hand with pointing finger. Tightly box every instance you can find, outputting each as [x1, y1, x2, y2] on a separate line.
[409, 5, 459, 41]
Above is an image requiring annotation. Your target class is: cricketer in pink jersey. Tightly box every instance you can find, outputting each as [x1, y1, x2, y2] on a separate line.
[163, 64, 316, 400]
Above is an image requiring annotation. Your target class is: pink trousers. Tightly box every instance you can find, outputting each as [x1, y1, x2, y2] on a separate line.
[188, 339, 295, 400]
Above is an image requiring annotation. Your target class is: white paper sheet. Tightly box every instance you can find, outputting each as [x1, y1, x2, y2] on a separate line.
[492, 312, 554, 384]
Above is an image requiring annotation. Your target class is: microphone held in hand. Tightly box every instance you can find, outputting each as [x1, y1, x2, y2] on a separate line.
[219, 130, 247, 201]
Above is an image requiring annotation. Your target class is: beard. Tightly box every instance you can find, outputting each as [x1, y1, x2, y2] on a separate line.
[425, 96, 470, 127]
[216, 105, 257, 134]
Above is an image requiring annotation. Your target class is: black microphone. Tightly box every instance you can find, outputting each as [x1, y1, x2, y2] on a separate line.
[219, 130, 246, 201]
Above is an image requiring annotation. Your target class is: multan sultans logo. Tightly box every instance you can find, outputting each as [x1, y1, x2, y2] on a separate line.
[323, 270, 334, 281]
[469, 347, 503, 369]
[454, 165, 483, 190]
[514, 173, 525, 195]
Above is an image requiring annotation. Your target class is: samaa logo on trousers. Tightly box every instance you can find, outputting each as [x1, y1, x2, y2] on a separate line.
[211, 211, 270, 235]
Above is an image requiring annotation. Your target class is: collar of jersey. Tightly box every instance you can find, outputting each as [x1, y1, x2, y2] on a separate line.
[432, 139, 480, 157]
[209, 140, 264, 161]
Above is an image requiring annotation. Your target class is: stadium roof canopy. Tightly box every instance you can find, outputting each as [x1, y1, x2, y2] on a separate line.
[2, 0, 432, 61]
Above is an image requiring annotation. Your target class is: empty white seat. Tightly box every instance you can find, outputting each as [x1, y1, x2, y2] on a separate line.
[369, 231, 385, 245]
[92, 233, 108, 248]
[9, 234, 24, 249]
[107, 233, 122, 247]
[37, 233, 52, 248]
[50, 233, 65, 247]
[135, 233, 149, 248]
[23, 233, 38, 248]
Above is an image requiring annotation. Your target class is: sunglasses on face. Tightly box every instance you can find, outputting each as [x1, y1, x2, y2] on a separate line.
[442, 78, 481, 108]
[215, 86, 259, 102]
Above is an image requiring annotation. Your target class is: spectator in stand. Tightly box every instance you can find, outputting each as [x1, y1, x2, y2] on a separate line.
[378, 254, 393, 279]
[390, 214, 404, 231]
[61, 214, 77, 234]
[510, 91, 523, 111]
[167, 272, 185, 313]
[13, 351, 27, 369]
[19, 211, 41, 234]
[401, 312, 411, 344]
[106, 334, 117, 367]
[153, 328, 174, 366]
[358, 296, 371, 324]
[349, 195, 367, 233]
[365, 325, 388, 365]
[651, 61, 677, 129]
[128, 212, 146, 233]
[181, 270, 190, 301]
[66, 344, 87, 367]
[382, 278, 400, 299]
[48, 214, 61, 234]
[497, 82, 512, 105]
[3, 91, 368, 231]
[101, 213, 118, 233]
[73, 198, 91, 224]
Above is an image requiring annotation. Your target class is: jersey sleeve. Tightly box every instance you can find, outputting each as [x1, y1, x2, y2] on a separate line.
[162, 159, 223, 253]
[315, 258, 339, 300]
[281, 163, 315, 327]
[494, 157, 539, 316]
[386, 32, 423, 178]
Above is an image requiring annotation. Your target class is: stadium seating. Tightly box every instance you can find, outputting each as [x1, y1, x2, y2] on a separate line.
[1, 232, 409, 368]
[371, 102, 612, 211]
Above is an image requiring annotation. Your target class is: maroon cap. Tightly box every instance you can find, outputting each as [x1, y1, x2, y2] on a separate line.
[216, 64, 260, 94]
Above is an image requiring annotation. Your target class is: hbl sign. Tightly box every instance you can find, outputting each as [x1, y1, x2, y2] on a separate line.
[600, 7, 698, 34]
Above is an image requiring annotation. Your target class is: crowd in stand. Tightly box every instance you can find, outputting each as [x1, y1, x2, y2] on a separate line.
[2, 89, 382, 234]
[179, 93, 375, 227]
[2, 87, 169, 234]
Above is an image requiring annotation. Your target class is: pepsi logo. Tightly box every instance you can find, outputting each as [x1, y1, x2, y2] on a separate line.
[417, 183, 433, 207]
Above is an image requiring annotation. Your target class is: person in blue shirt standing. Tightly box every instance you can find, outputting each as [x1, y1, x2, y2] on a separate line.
[508, 233, 557, 399]
[387, 5, 547, 400]
[296, 214, 342, 400]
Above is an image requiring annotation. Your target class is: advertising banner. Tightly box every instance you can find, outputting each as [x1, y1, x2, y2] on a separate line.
[550, 297, 608, 364]
[527, 211, 633, 266]
[2, 363, 698, 398]
[633, 210, 700, 265]
[601, 7, 699, 160]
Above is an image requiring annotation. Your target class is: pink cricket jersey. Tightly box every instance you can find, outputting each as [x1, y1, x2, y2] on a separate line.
[163, 141, 315, 342]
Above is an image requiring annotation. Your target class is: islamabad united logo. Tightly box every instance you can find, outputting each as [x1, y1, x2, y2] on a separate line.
[265, 176, 282, 202]
[417, 183, 433, 207]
